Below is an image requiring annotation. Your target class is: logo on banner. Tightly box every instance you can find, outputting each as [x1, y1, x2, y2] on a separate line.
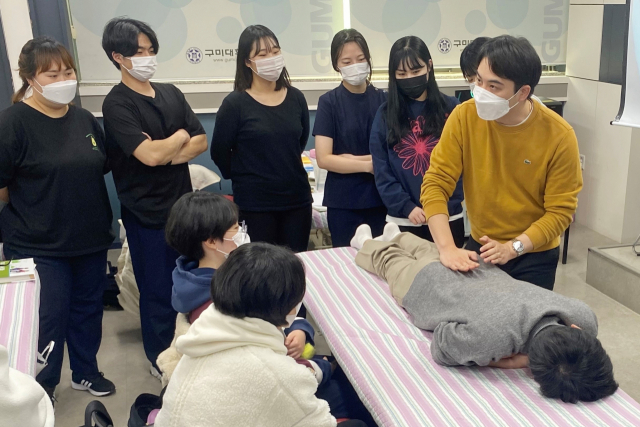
[437, 38, 452, 54]
[186, 47, 203, 64]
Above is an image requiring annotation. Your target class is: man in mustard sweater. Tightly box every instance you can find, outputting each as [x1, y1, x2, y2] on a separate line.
[420, 35, 582, 290]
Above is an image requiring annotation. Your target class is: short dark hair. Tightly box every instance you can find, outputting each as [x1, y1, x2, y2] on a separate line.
[165, 192, 238, 260]
[234, 25, 291, 92]
[102, 17, 159, 69]
[528, 326, 618, 403]
[478, 35, 542, 98]
[460, 37, 490, 79]
[330, 29, 372, 80]
[211, 243, 306, 327]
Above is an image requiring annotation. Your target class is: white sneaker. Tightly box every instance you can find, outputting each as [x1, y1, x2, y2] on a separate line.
[350, 224, 373, 250]
[150, 365, 162, 381]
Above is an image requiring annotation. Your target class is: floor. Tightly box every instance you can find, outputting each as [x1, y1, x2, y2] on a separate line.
[52, 223, 640, 427]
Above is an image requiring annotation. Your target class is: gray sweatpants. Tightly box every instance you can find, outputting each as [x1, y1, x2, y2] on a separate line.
[355, 232, 440, 305]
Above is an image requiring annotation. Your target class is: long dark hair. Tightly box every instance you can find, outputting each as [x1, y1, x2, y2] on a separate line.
[385, 36, 448, 148]
[12, 37, 76, 104]
[234, 25, 291, 92]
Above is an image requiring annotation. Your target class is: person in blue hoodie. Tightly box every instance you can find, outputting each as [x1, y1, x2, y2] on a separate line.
[370, 36, 465, 247]
[159, 192, 332, 390]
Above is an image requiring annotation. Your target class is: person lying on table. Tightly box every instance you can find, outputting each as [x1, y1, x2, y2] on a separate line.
[350, 224, 618, 404]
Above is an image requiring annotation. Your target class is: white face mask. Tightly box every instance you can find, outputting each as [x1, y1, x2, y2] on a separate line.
[31, 79, 77, 105]
[473, 85, 521, 121]
[469, 82, 475, 95]
[340, 62, 370, 86]
[217, 222, 250, 259]
[250, 54, 285, 82]
[122, 56, 157, 82]
[285, 301, 303, 328]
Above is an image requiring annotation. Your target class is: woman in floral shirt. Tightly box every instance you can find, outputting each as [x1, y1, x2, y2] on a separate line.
[370, 35, 465, 247]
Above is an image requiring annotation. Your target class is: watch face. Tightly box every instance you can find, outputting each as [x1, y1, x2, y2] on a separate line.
[514, 241, 524, 252]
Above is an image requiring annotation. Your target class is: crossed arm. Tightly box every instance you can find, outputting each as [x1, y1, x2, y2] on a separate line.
[133, 130, 208, 167]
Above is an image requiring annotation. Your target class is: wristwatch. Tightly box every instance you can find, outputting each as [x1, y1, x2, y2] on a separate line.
[511, 239, 525, 257]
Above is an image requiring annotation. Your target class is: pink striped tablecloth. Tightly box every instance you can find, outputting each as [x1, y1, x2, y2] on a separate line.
[0, 279, 40, 377]
[312, 209, 328, 230]
[299, 248, 640, 427]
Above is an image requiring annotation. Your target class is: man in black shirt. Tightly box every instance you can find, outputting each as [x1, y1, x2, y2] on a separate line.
[101, 18, 207, 376]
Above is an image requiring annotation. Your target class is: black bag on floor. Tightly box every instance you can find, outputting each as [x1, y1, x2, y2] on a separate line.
[103, 261, 123, 310]
[128, 390, 164, 427]
[81, 400, 114, 427]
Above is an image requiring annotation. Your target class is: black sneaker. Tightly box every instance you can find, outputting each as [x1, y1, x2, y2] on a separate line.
[71, 372, 116, 397]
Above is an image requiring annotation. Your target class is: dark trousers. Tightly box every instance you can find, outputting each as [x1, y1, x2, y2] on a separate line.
[121, 208, 178, 367]
[316, 366, 375, 426]
[3, 246, 107, 389]
[326, 206, 387, 248]
[400, 217, 466, 249]
[465, 238, 560, 290]
[240, 204, 313, 253]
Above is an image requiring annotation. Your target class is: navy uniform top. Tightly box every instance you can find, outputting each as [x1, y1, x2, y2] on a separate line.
[312, 83, 387, 209]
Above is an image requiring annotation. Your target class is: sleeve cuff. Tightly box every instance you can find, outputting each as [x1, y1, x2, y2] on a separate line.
[401, 201, 420, 218]
[523, 224, 546, 250]
[424, 202, 450, 220]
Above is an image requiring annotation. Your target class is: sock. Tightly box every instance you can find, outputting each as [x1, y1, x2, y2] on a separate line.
[380, 222, 401, 242]
[350, 224, 373, 250]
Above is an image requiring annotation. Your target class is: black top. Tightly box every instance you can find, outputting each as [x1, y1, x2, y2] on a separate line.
[0, 103, 114, 256]
[312, 83, 387, 209]
[210, 88, 312, 211]
[102, 82, 205, 228]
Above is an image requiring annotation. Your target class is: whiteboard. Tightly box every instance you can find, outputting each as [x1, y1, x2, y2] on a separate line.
[68, 0, 569, 83]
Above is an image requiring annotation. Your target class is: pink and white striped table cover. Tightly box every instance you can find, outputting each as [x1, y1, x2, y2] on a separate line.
[0, 279, 40, 377]
[299, 247, 640, 427]
[312, 209, 329, 230]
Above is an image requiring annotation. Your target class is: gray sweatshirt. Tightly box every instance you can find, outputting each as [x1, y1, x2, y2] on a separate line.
[402, 259, 598, 367]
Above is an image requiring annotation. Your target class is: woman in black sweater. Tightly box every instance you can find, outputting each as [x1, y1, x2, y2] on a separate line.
[211, 25, 312, 252]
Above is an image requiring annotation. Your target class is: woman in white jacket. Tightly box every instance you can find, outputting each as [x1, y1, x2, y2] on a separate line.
[155, 242, 336, 427]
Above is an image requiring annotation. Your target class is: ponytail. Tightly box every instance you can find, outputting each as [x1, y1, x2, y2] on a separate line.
[11, 36, 76, 104]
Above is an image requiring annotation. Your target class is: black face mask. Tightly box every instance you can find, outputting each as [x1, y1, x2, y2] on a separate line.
[397, 74, 428, 99]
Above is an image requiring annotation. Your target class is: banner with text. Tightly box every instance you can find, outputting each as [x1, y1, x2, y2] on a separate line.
[69, 0, 343, 82]
[351, 0, 569, 69]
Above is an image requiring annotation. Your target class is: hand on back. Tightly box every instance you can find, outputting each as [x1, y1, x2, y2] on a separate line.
[439, 247, 479, 272]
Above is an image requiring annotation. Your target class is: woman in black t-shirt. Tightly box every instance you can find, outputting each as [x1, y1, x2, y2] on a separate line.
[0, 38, 115, 401]
[211, 25, 312, 252]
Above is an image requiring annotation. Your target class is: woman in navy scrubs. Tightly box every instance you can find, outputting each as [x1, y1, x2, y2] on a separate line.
[313, 29, 387, 247]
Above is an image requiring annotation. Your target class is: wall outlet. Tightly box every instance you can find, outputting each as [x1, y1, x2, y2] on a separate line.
[579, 154, 585, 170]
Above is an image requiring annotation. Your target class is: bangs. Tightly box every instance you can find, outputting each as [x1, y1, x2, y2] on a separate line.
[393, 48, 425, 72]
[254, 36, 280, 56]
[35, 44, 76, 74]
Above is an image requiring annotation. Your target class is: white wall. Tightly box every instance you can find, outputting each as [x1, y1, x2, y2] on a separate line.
[0, 0, 33, 91]
[564, 2, 640, 243]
